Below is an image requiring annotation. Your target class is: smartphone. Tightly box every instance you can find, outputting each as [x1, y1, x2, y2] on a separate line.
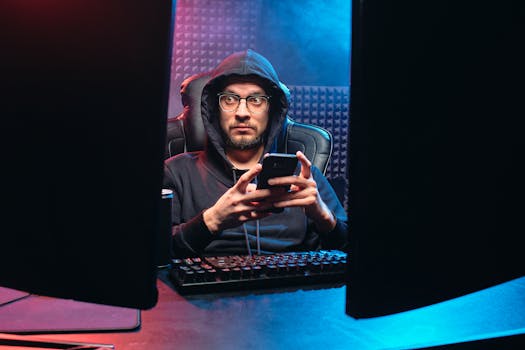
[257, 153, 298, 190]
[256, 153, 298, 213]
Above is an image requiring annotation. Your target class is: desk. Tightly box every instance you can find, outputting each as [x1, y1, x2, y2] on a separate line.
[5, 272, 525, 350]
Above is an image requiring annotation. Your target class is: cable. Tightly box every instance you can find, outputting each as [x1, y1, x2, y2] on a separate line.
[242, 223, 252, 257]
[256, 220, 261, 255]
[233, 168, 259, 256]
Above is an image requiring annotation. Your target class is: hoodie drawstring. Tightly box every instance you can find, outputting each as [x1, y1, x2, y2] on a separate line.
[233, 169, 261, 256]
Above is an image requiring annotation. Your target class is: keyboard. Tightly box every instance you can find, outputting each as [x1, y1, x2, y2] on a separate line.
[169, 250, 347, 294]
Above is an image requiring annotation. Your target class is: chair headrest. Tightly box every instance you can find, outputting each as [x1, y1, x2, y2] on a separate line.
[179, 73, 210, 151]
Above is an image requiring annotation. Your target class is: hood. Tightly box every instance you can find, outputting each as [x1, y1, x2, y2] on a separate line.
[200, 49, 289, 168]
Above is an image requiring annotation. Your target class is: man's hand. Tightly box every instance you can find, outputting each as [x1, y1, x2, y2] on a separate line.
[203, 164, 274, 233]
[203, 151, 336, 234]
[264, 151, 337, 233]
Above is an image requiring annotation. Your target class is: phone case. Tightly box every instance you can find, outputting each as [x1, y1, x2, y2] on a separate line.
[257, 153, 298, 190]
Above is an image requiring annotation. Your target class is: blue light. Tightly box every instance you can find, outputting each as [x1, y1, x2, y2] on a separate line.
[258, 0, 351, 86]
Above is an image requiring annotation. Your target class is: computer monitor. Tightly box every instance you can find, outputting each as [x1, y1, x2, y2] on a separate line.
[0, 1, 174, 309]
[347, 0, 524, 318]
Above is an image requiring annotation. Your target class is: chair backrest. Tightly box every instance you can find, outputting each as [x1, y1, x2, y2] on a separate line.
[165, 73, 333, 174]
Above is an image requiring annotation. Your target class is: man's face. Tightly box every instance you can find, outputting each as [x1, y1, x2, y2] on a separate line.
[219, 81, 270, 150]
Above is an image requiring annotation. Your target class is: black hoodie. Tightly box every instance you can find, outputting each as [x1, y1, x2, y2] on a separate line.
[164, 49, 348, 257]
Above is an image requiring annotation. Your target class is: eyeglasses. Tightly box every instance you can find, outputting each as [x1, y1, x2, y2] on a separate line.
[217, 92, 271, 114]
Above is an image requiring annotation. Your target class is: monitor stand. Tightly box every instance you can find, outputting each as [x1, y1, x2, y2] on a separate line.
[0, 286, 142, 349]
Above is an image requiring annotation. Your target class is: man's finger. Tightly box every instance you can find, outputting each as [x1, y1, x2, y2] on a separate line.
[235, 163, 262, 192]
[296, 151, 312, 179]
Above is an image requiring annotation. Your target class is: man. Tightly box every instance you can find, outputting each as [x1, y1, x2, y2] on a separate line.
[163, 49, 347, 257]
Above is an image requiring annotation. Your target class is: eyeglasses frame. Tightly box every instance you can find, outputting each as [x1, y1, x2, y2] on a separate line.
[216, 92, 271, 114]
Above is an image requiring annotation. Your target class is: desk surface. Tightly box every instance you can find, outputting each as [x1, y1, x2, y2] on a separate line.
[4, 272, 525, 350]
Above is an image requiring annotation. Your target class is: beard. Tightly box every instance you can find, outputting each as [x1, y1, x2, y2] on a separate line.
[224, 134, 265, 150]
